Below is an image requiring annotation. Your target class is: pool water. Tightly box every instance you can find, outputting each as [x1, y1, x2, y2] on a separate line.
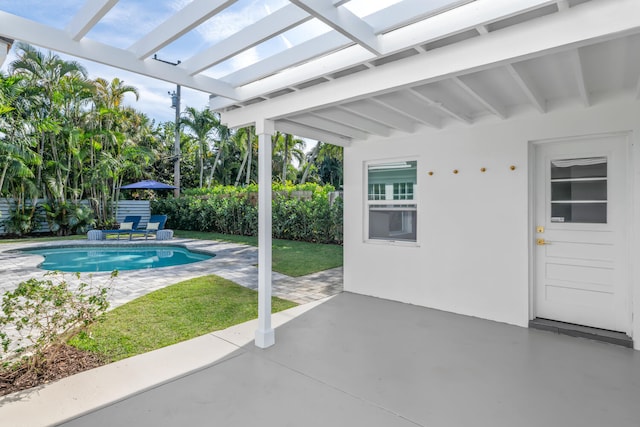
[23, 245, 214, 272]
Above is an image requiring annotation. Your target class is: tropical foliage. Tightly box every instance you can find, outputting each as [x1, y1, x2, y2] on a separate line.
[0, 44, 343, 234]
[153, 183, 343, 244]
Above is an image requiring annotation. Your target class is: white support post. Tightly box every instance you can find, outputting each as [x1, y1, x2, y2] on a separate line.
[255, 119, 275, 348]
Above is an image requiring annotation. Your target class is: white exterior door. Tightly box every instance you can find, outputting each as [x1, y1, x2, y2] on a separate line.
[534, 134, 630, 333]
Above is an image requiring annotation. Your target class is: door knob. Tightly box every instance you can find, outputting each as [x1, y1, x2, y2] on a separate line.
[536, 238, 551, 246]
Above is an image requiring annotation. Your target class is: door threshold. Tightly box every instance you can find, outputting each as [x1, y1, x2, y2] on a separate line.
[529, 318, 633, 348]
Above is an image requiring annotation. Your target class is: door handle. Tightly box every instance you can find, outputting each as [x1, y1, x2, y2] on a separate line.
[536, 238, 552, 246]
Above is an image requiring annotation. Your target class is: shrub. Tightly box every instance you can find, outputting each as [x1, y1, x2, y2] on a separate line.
[0, 272, 115, 373]
[153, 183, 342, 244]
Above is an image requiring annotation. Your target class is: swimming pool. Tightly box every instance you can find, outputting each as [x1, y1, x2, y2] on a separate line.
[22, 245, 214, 272]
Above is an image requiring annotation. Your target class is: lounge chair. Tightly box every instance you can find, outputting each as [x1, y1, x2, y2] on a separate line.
[102, 215, 142, 240]
[131, 214, 168, 240]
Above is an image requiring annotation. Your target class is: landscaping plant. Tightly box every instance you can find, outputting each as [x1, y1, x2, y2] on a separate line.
[0, 271, 115, 392]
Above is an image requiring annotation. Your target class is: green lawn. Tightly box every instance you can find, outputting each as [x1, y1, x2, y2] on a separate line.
[69, 275, 297, 362]
[174, 230, 343, 277]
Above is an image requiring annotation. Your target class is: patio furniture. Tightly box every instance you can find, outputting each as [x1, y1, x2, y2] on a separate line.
[101, 215, 142, 240]
[132, 214, 168, 240]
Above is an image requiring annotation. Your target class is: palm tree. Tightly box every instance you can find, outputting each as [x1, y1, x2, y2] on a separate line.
[300, 142, 343, 187]
[180, 106, 217, 188]
[208, 114, 230, 185]
[10, 42, 89, 197]
[93, 77, 139, 109]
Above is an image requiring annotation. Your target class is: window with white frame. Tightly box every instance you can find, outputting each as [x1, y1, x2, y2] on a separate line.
[366, 160, 417, 242]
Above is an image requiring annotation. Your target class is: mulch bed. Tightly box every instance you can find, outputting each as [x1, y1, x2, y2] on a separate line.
[0, 345, 105, 397]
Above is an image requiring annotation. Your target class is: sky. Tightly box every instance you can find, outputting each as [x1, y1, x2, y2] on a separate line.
[0, 0, 399, 124]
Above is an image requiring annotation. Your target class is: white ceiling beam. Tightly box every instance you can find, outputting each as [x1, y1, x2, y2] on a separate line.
[568, 49, 590, 106]
[0, 11, 238, 100]
[373, 92, 442, 128]
[275, 120, 352, 146]
[408, 88, 472, 124]
[313, 108, 393, 137]
[65, 0, 118, 41]
[220, 31, 351, 87]
[289, 114, 369, 140]
[221, 0, 640, 127]
[181, 4, 310, 76]
[505, 64, 546, 113]
[452, 76, 508, 119]
[366, 0, 475, 33]
[290, 0, 381, 55]
[378, 0, 559, 54]
[128, 0, 238, 60]
[557, 0, 570, 11]
[217, 0, 560, 110]
[340, 100, 416, 133]
[476, 25, 489, 35]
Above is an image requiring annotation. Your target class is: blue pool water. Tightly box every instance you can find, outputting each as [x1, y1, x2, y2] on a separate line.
[23, 245, 214, 272]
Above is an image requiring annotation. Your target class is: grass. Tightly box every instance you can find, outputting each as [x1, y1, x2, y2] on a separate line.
[69, 275, 297, 362]
[174, 230, 343, 277]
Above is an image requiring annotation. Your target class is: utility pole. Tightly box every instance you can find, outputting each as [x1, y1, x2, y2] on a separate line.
[153, 55, 181, 198]
[170, 85, 181, 198]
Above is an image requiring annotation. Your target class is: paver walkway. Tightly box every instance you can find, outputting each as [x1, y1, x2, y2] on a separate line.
[0, 238, 343, 307]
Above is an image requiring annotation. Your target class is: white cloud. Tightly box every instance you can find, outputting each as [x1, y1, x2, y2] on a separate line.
[196, 0, 288, 44]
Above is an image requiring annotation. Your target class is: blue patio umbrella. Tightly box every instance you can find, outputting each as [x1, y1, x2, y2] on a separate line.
[119, 180, 176, 190]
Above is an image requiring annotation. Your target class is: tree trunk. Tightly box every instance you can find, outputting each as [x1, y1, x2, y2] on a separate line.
[301, 142, 321, 184]
[235, 150, 248, 187]
[209, 148, 222, 185]
[245, 132, 253, 185]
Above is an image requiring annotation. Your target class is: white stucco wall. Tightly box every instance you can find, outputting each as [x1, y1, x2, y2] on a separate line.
[344, 98, 640, 347]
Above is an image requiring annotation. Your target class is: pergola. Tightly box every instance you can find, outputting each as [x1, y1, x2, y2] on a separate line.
[1, 0, 639, 347]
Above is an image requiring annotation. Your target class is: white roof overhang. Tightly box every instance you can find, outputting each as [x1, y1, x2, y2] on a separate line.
[1, 0, 639, 146]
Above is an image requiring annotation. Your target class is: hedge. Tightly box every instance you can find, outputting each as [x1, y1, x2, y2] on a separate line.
[151, 184, 343, 244]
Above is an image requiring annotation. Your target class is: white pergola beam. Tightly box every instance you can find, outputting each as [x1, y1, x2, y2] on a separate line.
[223, 0, 640, 128]
[65, 0, 118, 41]
[568, 49, 590, 107]
[215, 0, 563, 110]
[505, 63, 546, 113]
[291, 0, 381, 55]
[0, 11, 238, 100]
[128, 0, 238, 60]
[181, 4, 311, 76]
[366, 0, 475, 34]
[276, 120, 352, 146]
[219, 31, 350, 88]
[452, 76, 508, 119]
[378, 0, 558, 55]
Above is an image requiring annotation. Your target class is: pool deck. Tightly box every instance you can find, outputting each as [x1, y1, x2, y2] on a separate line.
[0, 238, 343, 307]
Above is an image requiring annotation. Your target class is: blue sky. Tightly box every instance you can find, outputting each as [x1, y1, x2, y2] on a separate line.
[0, 0, 397, 123]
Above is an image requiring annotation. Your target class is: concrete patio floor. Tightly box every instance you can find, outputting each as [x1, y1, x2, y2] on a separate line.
[4, 292, 636, 427]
